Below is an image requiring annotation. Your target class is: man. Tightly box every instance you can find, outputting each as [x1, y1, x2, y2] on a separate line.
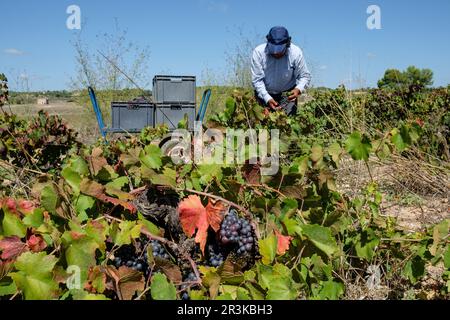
[251, 26, 311, 115]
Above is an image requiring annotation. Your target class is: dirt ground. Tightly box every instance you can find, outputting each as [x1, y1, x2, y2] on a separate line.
[336, 156, 449, 232]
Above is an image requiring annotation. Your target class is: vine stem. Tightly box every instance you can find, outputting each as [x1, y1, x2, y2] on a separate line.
[245, 183, 287, 198]
[180, 188, 252, 219]
[0, 159, 49, 176]
[130, 185, 252, 219]
[9, 290, 20, 300]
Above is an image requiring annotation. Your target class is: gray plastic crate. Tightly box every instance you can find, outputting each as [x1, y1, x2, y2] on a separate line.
[154, 104, 196, 130]
[111, 101, 154, 132]
[153, 75, 196, 104]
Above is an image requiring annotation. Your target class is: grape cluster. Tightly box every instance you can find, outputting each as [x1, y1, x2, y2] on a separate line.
[112, 245, 150, 277]
[150, 240, 170, 260]
[180, 272, 198, 300]
[219, 210, 254, 254]
[207, 244, 224, 267]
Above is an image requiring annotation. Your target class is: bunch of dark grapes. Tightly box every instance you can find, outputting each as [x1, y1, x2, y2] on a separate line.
[219, 209, 254, 254]
[179, 272, 198, 300]
[150, 240, 170, 260]
[207, 244, 224, 267]
[112, 244, 150, 277]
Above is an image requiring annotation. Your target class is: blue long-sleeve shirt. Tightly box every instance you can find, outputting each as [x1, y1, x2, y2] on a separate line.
[251, 43, 311, 104]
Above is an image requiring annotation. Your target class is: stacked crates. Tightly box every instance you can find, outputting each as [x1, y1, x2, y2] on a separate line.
[153, 75, 196, 130]
[110, 75, 196, 132]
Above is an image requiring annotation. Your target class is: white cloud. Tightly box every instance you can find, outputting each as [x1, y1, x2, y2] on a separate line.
[319, 65, 328, 70]
[199, 0, 229, 13]
[3, 48, 25, 56]
[367, 52, 376, 59]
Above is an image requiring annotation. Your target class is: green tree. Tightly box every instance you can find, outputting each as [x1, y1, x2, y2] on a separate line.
[378, 66, 433, 90]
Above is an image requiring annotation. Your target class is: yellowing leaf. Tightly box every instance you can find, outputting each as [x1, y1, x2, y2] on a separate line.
[10, 252, 59, 300]
[258, 233, 277, 265]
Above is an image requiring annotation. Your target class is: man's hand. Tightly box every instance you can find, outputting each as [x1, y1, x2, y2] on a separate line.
[267, 99, 279, 110]
[288, 88, 301, 101]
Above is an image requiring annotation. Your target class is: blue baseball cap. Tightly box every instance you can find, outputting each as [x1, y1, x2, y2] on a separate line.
[266, 26, 290, 55]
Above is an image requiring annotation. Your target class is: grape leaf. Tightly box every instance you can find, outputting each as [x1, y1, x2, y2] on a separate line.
[84, 266, 106, 294]
[0, 279, 17, 296]
[139, 144, 162, 170]
[444, 246, 450, 269]
[110, 220, 141, 246]
[345, 132, 372, 161]
[66, 155, 89, 176]
[258, 233, 277, 265]
[87, 147, 108, 176]
[70, 289, 109, 300]
[274, 229, 292, 255]
[40, 185, 59, 214]
[327, 142, 342, 165]
[313, 280, 344, 300]
[0, 236, 27, 260]
[10, 252, 59, 300]
[23, 208, 44, 228]
[2, 210, 27, 238]
[355, 231, 380, 261]
[403, 256, 425, 284]
[178, 195, 224, 254]
[204, 199, 227, 232]
[74, 195, 95, 221]
[26, 234, 47, 252]
[300, 224, 339, 257]
[266, 277, 298, 300]
[105, 176, 129, 190]
[17, 200, 35, 215]
[106, 266, 145, 300]
[199, 266, 221, 299]
[310, 144, 323, 162]
[80, 178, 136, 213]
[61, 166, 82, 195]
[63, 236, 99, 285]
[150, 273, 176, 300]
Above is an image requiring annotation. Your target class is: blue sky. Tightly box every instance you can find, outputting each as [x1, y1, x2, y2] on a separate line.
[1, 0, 449, 91]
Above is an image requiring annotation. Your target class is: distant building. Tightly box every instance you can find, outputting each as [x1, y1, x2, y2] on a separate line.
[37, 98, 49, 105]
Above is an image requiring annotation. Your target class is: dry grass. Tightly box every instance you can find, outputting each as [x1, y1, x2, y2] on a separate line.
[6, 100, 101, 144]
[335, 152, 449, 232]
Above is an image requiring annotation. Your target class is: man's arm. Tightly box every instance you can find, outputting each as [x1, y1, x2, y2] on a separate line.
[294, 49, 311, 93]
[251, 49, 272, 104]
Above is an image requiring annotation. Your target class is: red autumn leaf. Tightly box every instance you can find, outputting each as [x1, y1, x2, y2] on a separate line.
[4, 198, 17, 214]
[205, 199, 227, 232]
[18, 199, 36, 215]
[178, 195, 224, 254]
[0, 236, 28, 260]
[415, 118, 424, 127]
[26, 234, 47, 252]
[178, 195, 206, 237]
[274, 229, 292, 255]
